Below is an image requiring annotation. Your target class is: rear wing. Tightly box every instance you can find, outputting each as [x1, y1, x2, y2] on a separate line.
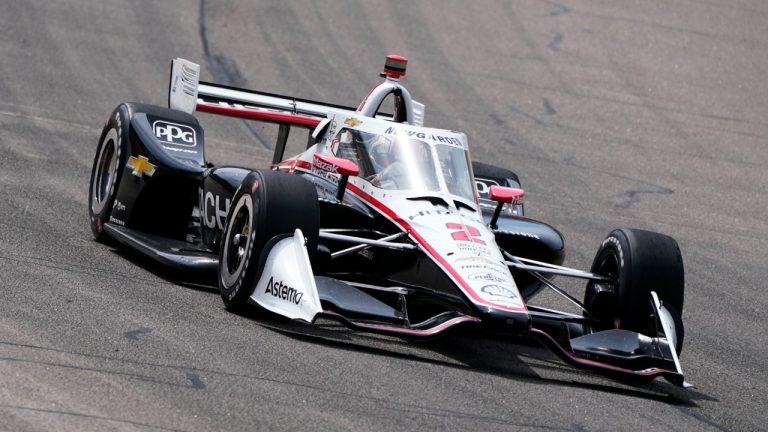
[168, 58, 425, 161]
[169, 58, 353, 130]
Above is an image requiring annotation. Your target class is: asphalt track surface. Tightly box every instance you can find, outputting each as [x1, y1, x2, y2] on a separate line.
[1, 1, 767, 431]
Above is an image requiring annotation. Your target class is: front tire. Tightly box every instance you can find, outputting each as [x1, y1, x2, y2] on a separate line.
[218, 170, 319, 311]
[88, 105, 130, 243]
[584, 228, 685, 353]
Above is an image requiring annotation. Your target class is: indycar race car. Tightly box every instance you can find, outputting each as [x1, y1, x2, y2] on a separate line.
[88, 55, 688, 387]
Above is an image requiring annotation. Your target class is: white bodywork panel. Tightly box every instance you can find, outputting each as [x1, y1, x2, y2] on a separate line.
[168, 58, 200, 114]
[249, 229, 322, 322]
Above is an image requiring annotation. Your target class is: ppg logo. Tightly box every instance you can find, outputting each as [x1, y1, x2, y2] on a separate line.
[475, 178, 499, 198]
[152, 121, 196, 147]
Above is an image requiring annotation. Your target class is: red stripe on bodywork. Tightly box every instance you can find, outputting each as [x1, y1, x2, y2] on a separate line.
[197, 101, 322, 127]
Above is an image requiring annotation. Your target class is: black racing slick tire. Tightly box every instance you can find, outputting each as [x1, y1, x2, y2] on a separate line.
[218, 170, 320, 311]
[88, 104, 130, 243]
[584, 228, 685, 353]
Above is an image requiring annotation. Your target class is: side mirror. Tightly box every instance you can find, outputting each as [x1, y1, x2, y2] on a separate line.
[488, 185, 524, 229]
[313, 154, 359, 202]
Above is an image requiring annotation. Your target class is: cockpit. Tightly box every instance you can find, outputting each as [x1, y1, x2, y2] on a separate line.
[334, 127, 476, 203]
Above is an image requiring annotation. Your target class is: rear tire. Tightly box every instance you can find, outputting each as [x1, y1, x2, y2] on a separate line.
[218, 170, 319, 311]
[88, 105, 129, 243]
[584, 228, 685, 353]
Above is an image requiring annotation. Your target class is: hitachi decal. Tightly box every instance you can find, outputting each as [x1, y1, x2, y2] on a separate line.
[200, 190, 231, 230]
[264, 277, 303, 304]
[408, 208, 451, 220]
[383, 127, 463, 146]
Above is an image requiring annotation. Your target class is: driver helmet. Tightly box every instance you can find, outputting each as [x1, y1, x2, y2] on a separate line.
[370, 135, 396, 169]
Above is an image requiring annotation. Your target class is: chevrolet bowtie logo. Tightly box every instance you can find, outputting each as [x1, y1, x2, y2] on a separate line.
[127, 155, 156, 178]
[344, 117, 362, 127]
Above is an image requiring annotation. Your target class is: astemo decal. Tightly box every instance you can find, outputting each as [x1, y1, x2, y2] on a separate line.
[264, 276, 304, 304]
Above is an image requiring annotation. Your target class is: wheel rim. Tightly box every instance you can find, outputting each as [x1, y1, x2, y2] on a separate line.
[586, 253, 620, 329]
[221, 194, 254, 287]
[91, 128, 119, 214]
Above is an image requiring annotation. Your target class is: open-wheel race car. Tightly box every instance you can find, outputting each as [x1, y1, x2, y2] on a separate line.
[89, 55, 689, 387]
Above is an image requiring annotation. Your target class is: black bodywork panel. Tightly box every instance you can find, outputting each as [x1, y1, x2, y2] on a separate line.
[200, 167, 250, 249]
[110, 103, 205, 241]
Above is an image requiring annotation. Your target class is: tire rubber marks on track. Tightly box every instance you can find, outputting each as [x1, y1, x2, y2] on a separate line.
[124, 326, 153, 340]
[197, 0, 271, 149]
[547, 32, 563, 52]
[541, 0, 571, 17]
[542, 98, 556, 115]
[185, 372, 206, 389]
[615, 187, 674, 209]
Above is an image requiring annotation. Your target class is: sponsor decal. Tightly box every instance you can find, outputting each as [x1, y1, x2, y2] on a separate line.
[152, 120, 196, 147]
[481, 284, 521, 304]
[358, 249, 374, 260]
[408, 208, 452, 221]
[344, 117, 362, 127]
[313, 157, 336, 173]
[475, 178, 499, 197]
[200, 190, 231, 230]
[455, 241, 490, 256]
[602, 236, 625, 267]
[126, 155, 156, 178]
[264, 276, 303, 304]
[329, 137, 340, 155]
[497, 230, 540, 240]
[459, 262, 509, 274]
[310, 159, 340, 185]
[162, 145, 198, 154]
[384, 127, 463, 146]
[113, 200, 126, 212]
[446, 222, 486, 245]
[468, 272, 508, 283]
[171, 75, 180, 94]
[109, 215, 125, 226]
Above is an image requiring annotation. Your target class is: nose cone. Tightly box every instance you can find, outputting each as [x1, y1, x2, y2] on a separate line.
[404, 204, 527, 312]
